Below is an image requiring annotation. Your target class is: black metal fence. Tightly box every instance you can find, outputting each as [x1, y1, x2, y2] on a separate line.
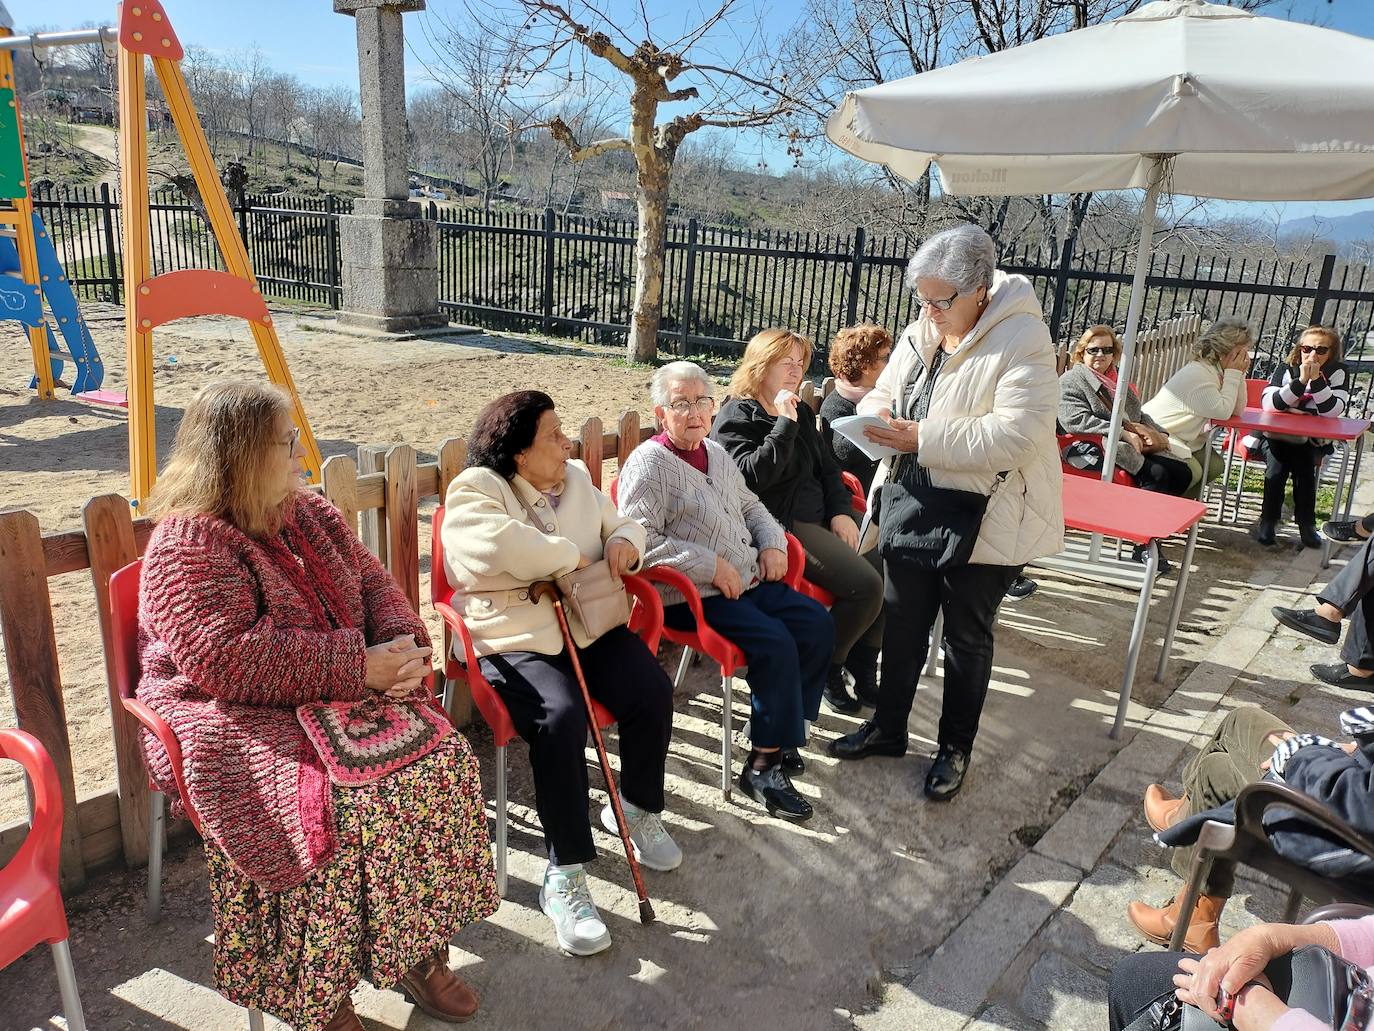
[31, 187, 1374, 409]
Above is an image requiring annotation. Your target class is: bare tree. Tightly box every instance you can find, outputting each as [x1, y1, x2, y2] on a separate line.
[230, 47, 271, 167]
[486, 0, 820, 362]
[302, 85, 359, 191]
[263, 73, 305, 170]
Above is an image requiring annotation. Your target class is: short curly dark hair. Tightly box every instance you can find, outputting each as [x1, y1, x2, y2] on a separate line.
[466, 390, 556, 479]
[829, 324, 894, 382]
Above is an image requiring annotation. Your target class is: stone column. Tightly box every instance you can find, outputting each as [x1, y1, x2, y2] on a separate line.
[333, 0, 446, 333]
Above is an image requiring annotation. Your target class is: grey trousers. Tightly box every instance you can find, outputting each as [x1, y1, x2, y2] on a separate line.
[791, 519, 884, 666]
[1318, 534, 1374, 669]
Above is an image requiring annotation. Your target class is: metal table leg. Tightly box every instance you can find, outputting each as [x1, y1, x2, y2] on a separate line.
[1112, 540, 1159, 739]
[1200, 428, 1219, 517]
[1322, 437, 1357, 569]
[1154, 521, 1200, 683]
[1220, 433, 1237, 523]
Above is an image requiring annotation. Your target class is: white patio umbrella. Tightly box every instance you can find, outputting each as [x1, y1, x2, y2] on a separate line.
[826, 0, 1374, 486]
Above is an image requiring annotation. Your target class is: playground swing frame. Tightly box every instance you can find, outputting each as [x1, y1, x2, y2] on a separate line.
[5, 3, 324, 505]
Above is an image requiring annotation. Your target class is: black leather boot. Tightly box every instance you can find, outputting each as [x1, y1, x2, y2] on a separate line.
[845, 644, 881, 707]
[828, 719, 907, 760]
[1252, 520, 1277, 546]
[923, 745, 969, 802]
[822, 665, 862, 715]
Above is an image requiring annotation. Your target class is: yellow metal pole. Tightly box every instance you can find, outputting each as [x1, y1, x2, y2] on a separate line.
[0, 38, 55, 400]
[117, 47, 156, 505]
[152, 56, 324, 485]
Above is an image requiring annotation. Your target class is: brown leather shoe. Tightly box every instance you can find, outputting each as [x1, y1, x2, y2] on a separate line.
[399, 952, 479, 1024]
[1126, 893, 1224, 954]
[323, 995, 365, 1031]
[1143, 784, 1188, 832]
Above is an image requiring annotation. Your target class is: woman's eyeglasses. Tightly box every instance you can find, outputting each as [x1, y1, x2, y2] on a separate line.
[666, 397, 716, 416]
[279, 427, 301, 452]
[916, 291, 960, 312]
[1300, 344, 1331, 356]
[1083, 346, 1115, 357]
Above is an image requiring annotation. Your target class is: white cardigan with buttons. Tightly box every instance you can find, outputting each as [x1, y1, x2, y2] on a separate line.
[441, 460, 645, 657]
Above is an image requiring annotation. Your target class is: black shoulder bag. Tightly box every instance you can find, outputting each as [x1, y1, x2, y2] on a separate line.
[878, 347, 1004, 571]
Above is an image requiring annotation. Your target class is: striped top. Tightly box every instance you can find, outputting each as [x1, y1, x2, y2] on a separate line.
[1242, 360, 1350, 449]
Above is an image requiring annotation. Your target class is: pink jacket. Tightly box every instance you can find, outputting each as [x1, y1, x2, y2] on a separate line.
[136, 490, 428, 890]
[1272, 916, 1374, 1030]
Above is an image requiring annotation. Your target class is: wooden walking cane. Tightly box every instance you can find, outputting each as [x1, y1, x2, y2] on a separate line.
[529, 581, 655, 925]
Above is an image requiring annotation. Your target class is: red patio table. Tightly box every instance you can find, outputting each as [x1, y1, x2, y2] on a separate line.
[1201, 408, 1370, 567]
[1032, 476, 1208, 739]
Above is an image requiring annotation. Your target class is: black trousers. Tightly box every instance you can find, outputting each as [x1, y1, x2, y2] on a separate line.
[478, 626, 674, 867]
[1318, 534, 1374, 669]
[1108, 949, 1304, 1031]
[1076, 445, 1193, 496]
[1261, 438, 1321, 526]
[873, 559, 1022, 754]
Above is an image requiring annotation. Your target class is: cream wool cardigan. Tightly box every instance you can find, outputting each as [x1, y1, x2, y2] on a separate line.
[858, 271, 1064, 568]
[441, 459, 646, 657]
[1140, 360, 1246, 460]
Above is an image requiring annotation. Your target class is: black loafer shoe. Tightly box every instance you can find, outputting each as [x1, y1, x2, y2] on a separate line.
[1004, 575, 1038, 601]
[828, 720, 907, 761]
[738, 763, 813, 821]
[923, 745, 969, 802]
[1299, 524, 1323, 549]
[1252, 521, 1277, 547]
[1324, 520, 1366, 543]
[1273, 605, 1340, 645]
[822, 668, 862, 715]
[1311, 662, 1374, 690]
[780, 747, 805, 774]
[1131, 544, 1173, 575]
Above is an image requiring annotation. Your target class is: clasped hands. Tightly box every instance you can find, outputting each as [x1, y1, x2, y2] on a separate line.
[364, 634, 432, 700]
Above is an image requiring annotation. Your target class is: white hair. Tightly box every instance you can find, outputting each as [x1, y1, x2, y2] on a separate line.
[905, 223, 997, 295]
[650, 361, 714, 407]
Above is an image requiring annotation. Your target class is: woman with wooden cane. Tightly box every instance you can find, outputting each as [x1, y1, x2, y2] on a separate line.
[442, 391, 678, 957]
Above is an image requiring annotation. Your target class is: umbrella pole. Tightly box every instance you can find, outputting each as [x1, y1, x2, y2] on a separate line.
[1091, 154, 1167, 562]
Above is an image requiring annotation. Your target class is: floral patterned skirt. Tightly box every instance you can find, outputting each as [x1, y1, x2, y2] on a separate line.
[205, 733, 500, 1031]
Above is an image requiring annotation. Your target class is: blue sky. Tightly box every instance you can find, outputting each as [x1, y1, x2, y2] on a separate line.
[24, 0, 1374, 222]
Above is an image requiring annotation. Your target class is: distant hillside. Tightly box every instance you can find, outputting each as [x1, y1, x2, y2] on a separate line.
[1279, 209, 1374, 249]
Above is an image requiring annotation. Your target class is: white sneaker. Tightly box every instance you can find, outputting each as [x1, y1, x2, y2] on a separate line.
[539, 864, 611, 957]
[600, 800, 683, 872]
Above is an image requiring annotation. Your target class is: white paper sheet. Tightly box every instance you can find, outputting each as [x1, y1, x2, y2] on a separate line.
[828, 415, 902, 462]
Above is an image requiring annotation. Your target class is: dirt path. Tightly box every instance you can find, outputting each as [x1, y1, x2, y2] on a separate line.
[0, 308, 1294, 1030]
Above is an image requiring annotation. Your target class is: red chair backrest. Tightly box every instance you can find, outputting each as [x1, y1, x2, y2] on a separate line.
[1057, 432, 1136, 488]
[109, 560, 142, 702]
[1245, 377, 1267, 407]
[840, 471, 867, 514]
[0, 729, 63, 905]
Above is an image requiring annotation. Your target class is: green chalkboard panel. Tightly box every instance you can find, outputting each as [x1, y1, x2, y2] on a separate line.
[0, 89, 27, 200]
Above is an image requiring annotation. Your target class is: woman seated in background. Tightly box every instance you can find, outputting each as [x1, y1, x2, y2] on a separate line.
[618, 361, 834, 821]
[138, 379, 497, 1031]
[1142, 316, 1252, 494]
[711, 328, 884, 714]
[1059, 324, 1192, 567]
[1242, 325, 1349, 548]
[819, 322, 893, 494]
[1127, 703, 1374, 956]
[442, 390, 678, 959]
[1111, 912, 1374, 1031]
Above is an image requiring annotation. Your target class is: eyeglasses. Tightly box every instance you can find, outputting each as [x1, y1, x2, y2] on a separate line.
[666, 397, 716, 416]
[279, 427, 301, 452]
[916, 291, 960, 312]
[1083, 346, 1115, 357]
[1300, 344, 1331, 356]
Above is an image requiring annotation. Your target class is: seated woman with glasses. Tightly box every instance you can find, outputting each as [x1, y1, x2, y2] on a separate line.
[1240, 325, 1349, 549]
[617, 361, 834, 821]
[710, 329, 885, 714]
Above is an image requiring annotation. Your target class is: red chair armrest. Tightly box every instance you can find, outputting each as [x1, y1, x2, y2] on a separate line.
[622, 572, 663, 654]
[784, 532, 806, 590]
[120, 697, 202, 834]
[640, 566, 739, 668]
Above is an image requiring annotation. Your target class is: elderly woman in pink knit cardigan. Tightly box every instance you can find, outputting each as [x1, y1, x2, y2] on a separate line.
[136, 379, 498, 1031]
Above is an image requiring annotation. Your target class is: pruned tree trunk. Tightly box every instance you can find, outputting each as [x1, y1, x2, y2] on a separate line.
[629, 156, 670, 364]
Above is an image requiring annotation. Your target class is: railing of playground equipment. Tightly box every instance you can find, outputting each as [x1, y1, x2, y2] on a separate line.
[0, 411, 656, 891]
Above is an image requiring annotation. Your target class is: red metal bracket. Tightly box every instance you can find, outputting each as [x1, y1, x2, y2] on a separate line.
[118, 1, 184, 61]
[134, 270, 272, 332]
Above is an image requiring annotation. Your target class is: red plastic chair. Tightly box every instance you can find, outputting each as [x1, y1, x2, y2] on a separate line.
[841, 471, 867, 515]
[0, 729, 87, 1031]
[1057, 432, 1136, 487]
[430, 505, 664, 895]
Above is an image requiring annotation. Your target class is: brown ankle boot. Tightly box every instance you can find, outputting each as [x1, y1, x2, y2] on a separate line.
[1126, 893, 1224, 954]
[399, 951, 479, 1024]
[1143, 784, 1188, 832]
[323, 995, 365, 1031]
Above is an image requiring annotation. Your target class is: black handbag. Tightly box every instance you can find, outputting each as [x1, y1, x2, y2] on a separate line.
[877, 474, 993, 571]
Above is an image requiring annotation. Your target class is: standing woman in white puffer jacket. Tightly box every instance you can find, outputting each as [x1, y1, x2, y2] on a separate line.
[828, 223, 1064, 801]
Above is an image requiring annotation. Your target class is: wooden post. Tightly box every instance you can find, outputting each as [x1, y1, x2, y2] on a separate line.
[118, 46, 156, 502]
[437, 437, 467, 497]
[384, 444, 420, 613]
[0, 511, 85, 889]
[580, 416, 604, 490]
[616, 410, 640, 474]
[322, 454, 359, 536]
[82, 495, 150, 868]
[357, 444, 389, 563]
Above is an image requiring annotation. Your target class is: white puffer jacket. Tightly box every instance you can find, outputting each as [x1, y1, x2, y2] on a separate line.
[858, 271, 1064, 567]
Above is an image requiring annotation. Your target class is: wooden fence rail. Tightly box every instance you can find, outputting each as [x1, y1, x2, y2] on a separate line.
[0, 412, 655, 889]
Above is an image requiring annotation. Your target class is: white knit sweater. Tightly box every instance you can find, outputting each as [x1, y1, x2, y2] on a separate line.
[616, 438, 787, 607]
